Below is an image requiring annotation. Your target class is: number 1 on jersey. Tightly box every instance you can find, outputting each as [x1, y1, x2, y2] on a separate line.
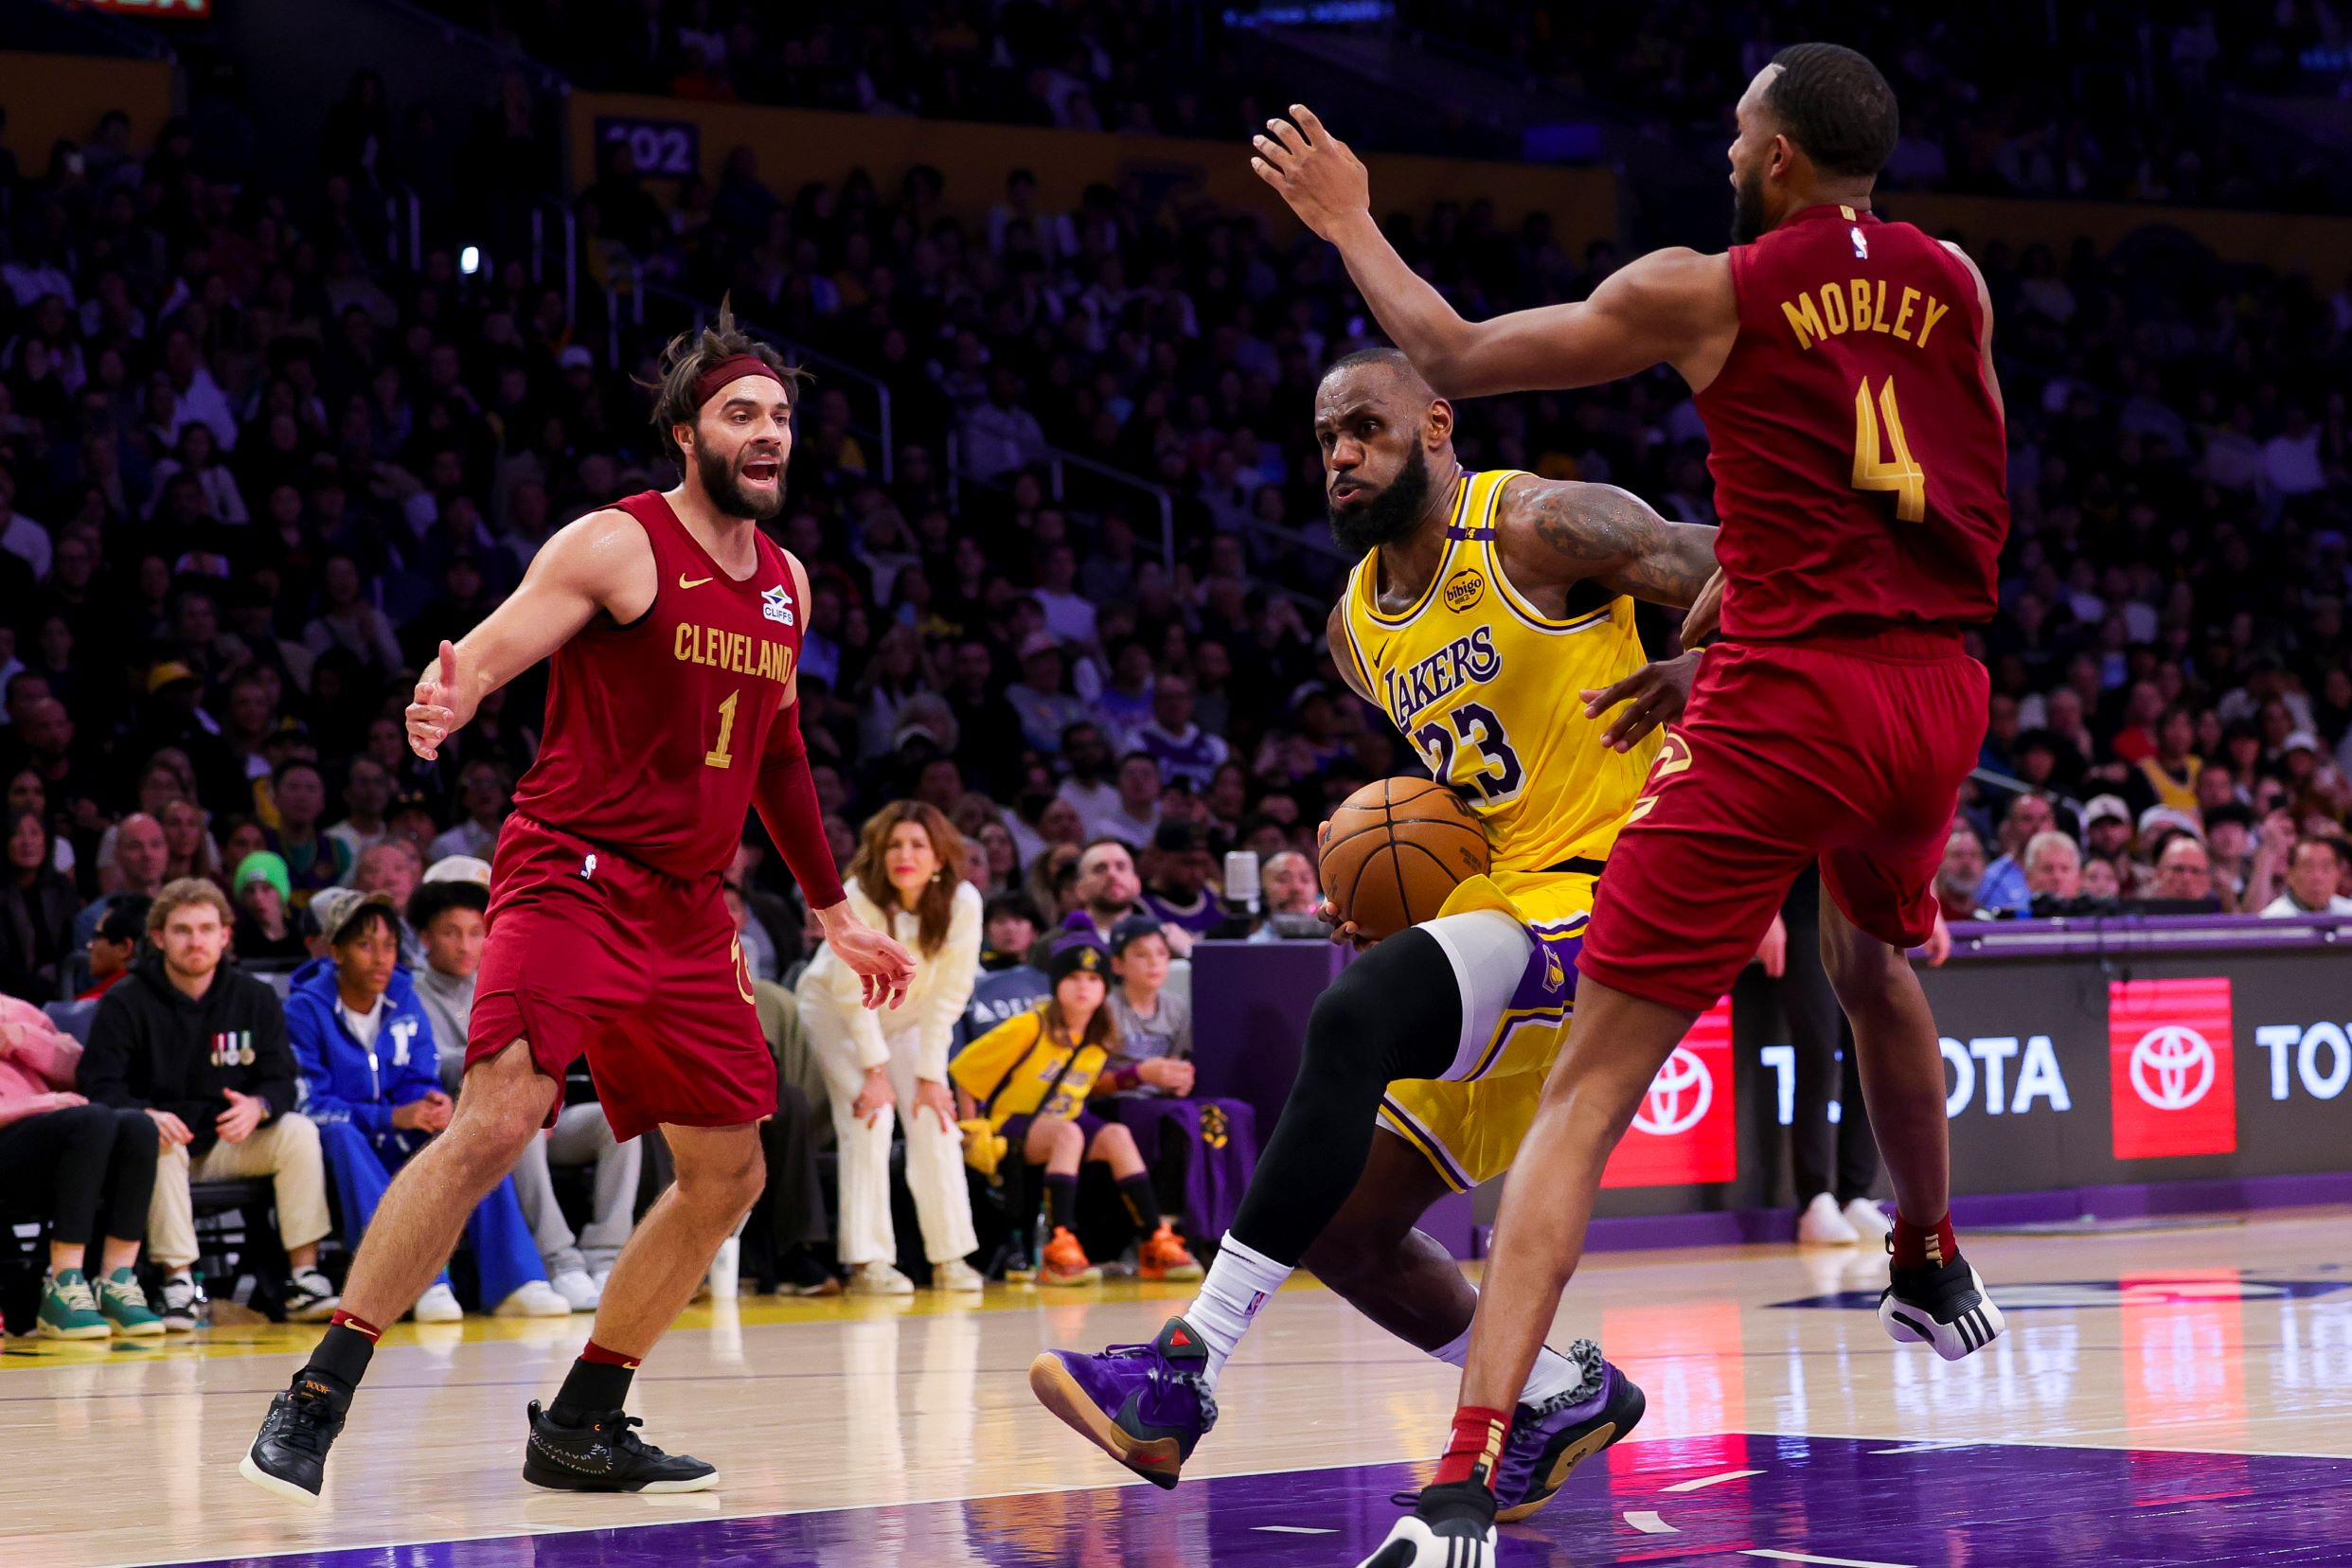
[1852, 376, 1926, 524]
[704, 689, 740, 770]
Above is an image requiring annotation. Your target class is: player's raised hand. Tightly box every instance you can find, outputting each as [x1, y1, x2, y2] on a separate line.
[1580, 650, 1702, 752]
[1314, 896, 1376, 953]
[407, 638, 467, 760]
[1251, 104, 1368, 241]
[832, 920, 918, 1010]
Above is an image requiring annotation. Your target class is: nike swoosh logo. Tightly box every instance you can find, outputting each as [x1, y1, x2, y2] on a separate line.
[678, 574, 714, 589]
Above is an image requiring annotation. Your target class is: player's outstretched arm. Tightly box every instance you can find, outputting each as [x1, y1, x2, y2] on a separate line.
[405, 508, 649, 759]
[1496, 475, 1719, 608]
[1251, 105, 1731, 397]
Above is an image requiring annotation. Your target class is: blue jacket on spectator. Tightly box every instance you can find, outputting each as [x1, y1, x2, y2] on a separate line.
[284, 955, 440, 1139]
[1978, 855, 2032, 918]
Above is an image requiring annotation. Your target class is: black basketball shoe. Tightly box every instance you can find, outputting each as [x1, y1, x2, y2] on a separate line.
[240, 1372, 350, 1507]
[522, 1400, 721, 1492]
[1880, 1249, 2005, 1362]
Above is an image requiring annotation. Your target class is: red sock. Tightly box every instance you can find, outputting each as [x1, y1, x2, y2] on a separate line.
[1433, 1406, 1513, 1489]
[580, 1338, 642, 1369]
[1891, 1212, 1958, 1270]
[328, 1310, 384, 1342]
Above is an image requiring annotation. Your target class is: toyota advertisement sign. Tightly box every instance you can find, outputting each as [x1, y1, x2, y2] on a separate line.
[2109, 977, 2237, 1159]
[1601, 1000, 1738, 1189]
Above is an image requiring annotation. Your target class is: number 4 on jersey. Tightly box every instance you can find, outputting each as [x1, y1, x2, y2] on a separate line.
[1852, 376, 1926, 524]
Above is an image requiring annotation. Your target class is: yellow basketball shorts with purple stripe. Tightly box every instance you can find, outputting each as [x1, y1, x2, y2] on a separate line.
[1374, 868, 1595, 1192]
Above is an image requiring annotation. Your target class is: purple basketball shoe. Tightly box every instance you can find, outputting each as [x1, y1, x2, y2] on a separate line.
[1489, 1344, 1646, 1522]
[1028, 1316, 1219, 1488]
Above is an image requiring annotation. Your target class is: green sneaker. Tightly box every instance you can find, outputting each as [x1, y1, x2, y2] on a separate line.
[98, 1268, 166, 1337]
[37, 1270, 112, 1340]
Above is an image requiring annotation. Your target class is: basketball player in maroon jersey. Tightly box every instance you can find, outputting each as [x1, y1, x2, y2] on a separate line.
[241, 306, 916, 1506]
[1256, 45, 2010, 1562]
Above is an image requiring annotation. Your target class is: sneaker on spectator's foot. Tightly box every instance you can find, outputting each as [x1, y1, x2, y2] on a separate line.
[283, 1268, 341, 1323]
[1842, 1198, 1894, 1243]
[522, 1400, 719, 1493]
[778, 1249, 842, 1296]
[158, 1272, 208, 1332]
[240, 1371, 349, 1507]
[413, 1283, 464, 1322]
[847, 1261, 915, 1296]
[97, 1267, 165, 1337]
[494, 1280, 576, 1318]
[550, 1269, 602, 1311]
[1797, 1192, 1862, 1246]
[36, 1270, 111, 1339]
[1028, 1315, 1217, 1488]
[932, 1258, 987, 1292]
[1040, 1226, 1102, 1287]
[1137, 1222, 1204, 1282]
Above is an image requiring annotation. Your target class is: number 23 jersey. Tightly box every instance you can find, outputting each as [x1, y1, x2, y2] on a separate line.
[1698, 202, 2009, 642]
[1335, 468, 1660, 887]
[508, 490, 802, 882]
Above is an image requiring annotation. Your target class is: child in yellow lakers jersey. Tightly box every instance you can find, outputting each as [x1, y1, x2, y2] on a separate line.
[952, 935, 1201, 1286]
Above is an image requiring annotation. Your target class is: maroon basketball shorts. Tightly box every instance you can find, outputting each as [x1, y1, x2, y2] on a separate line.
[1579, 629, 1989, 1015]
[466, 813, 774, 1142]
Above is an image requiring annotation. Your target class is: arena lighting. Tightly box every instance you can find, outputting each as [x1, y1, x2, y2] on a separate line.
[1222, 1, 1394, 27]
[459, 246, 482, 276]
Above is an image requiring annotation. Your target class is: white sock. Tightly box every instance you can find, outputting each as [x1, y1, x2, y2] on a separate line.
[1183, 1235, 1292, 1387]
[1428, 1324, 1589, 1406]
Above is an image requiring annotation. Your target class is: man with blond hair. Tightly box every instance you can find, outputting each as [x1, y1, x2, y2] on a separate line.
[79, 878, 340, 1330]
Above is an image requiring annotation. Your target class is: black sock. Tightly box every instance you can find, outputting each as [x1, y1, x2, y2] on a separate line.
[1043, 1172, 1079, 1233]
[550, 1356, 635, 1425]
[1115, 1171, 1160, 1234]
[303, 1326, 376, 1395]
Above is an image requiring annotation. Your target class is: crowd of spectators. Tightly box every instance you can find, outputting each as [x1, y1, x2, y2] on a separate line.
[4, 37, 2352, 1326]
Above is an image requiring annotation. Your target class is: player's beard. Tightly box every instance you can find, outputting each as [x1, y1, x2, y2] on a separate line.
[1730, 165, 1768, 245]
[1327, 443, 1433, 557]
[697, 441, 785, 521]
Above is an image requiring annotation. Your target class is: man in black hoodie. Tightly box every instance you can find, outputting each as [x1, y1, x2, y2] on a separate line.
[80, 879, 340, 1330]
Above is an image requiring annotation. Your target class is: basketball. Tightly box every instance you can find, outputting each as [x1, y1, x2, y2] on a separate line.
[1319, 775, 1492, 941]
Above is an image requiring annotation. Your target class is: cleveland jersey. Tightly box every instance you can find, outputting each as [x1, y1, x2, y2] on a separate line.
[508, 490, 802, 882]
[1336, 469, 1659, 893]
[1697, 203, 2009, 642]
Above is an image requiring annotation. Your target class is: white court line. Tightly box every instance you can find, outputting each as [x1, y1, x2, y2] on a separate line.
[1623, 1510, 1679, 1534]
[1744, 1551, 1915, 1568]
[1254, 1526, 1338, 1535]
[1661, 1467, 1766, 1492]
[1868, 1441, 1967, 1454]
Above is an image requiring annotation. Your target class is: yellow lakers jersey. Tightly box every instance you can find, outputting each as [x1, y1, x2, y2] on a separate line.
[1337, 469, 1660, 886]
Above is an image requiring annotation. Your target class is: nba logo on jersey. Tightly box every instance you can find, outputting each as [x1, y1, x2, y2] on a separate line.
[1851, 225, 1868, 258]
[580, 853, 597, 881]
[762, 584, 795, 626]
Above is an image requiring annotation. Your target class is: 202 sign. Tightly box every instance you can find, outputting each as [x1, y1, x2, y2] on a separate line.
[597, 116, 699, 178]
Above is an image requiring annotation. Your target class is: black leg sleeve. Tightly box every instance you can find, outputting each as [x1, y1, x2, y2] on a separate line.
[102, 1106, 159, 1244]
[1225, 929, 1463, 1267]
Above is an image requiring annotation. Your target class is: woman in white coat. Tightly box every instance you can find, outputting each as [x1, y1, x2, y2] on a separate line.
[798, 800, 986, 1293]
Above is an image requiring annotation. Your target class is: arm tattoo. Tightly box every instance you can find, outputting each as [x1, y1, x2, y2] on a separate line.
[1515, 479, 1719, 608]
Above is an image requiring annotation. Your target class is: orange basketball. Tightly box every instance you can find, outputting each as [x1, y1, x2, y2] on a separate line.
[1318, 775, 1491, 941]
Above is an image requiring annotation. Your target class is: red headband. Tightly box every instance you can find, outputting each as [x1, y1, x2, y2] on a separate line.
[692, 353, 788, 409]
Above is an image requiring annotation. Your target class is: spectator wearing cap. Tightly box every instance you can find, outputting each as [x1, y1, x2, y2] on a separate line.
[79, 895, 151, 1000]
[799, 801, 985, 1294]
[80, 878, 337, 1331]
[1126, 671, 1230, 790]
[1977, 793, 2054, 918]
[287, 886, 568, 1320]
[1141, 822, 1221, 937]
[409, 873, 638, 1311]
[1006, 636, 1090, 756]
[2081, 793, 2135, 883]
[0, 991, 166, 1339]
[2262, 837, 2352, 916]
[75, 812, 169, 950]
[264, 759, 350, 905]
[2204, 804, 2256, 911]
[232, 851, 307, 963]
[1094, 751, 1165, 848]
[949, 935, 1202, 1288]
